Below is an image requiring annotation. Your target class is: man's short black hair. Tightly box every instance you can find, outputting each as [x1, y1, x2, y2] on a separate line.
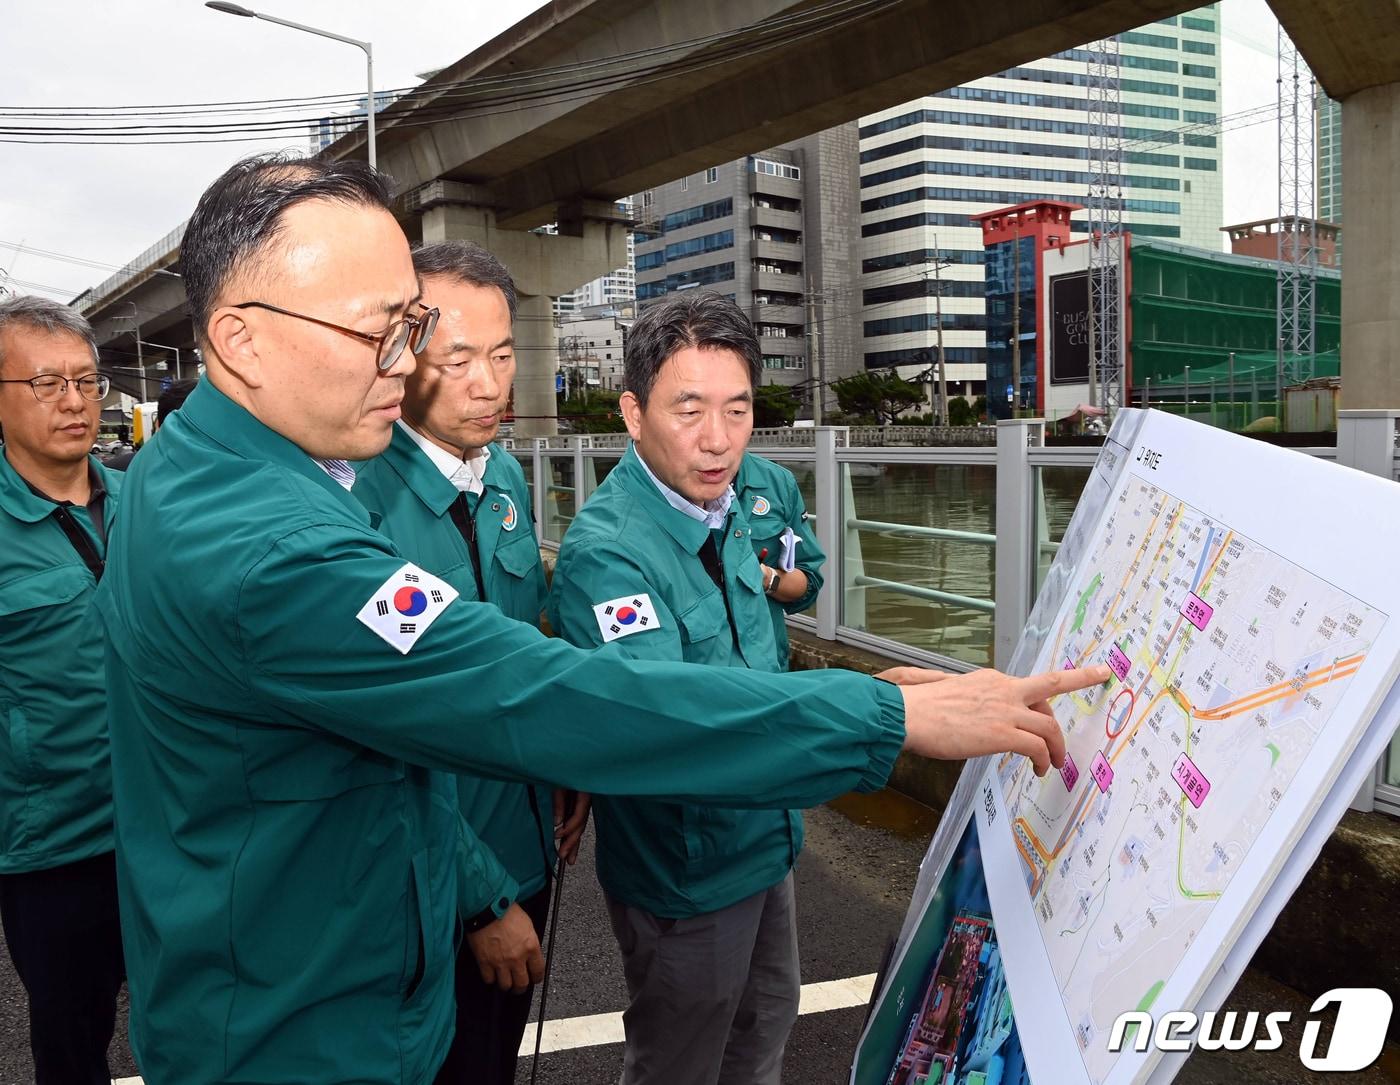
[624, 292, 761, 408]
[181, 152, 396, 342]
[411, 241, 518, 324]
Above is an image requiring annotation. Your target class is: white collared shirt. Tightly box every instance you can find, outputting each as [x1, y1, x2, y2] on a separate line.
[398, 420, 490, 496]
[634, 445, 734, 530]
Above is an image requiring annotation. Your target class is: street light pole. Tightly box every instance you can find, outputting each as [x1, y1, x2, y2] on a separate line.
[206, 2, 375, 168]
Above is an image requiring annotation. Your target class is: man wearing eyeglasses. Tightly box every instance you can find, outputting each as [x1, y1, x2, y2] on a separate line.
[0, 295, 125, 1085]
[98, 153, 1103, 1085]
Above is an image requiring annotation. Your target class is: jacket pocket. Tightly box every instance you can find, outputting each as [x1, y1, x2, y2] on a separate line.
[747, 514, 785, 549]
[403, 851, 432, 1000]
[0, 565, 89, 618]
[676, 589, 727, 646]
[0, 706, 36, 853]
[493, 534, 541, 580]
[734, 552, 765, 596]
[682, 802, 743, 863]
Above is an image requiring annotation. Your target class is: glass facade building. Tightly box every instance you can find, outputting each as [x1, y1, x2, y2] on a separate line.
[630, 126, 866, 415]
[859, 6, 1223, 395]
[1317, 93, 1343, 266]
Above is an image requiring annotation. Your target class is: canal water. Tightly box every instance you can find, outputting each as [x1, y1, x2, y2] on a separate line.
[773, 460, 1091, 667]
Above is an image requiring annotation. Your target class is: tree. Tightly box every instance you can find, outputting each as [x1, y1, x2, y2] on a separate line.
[752, 382, 802, 428]
[830, 372, 927, 425]
[947, 396, 976, 427]
[557, 388, 627, 433]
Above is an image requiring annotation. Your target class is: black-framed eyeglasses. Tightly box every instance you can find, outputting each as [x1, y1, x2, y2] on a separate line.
[0, 373, 110, 403]
[231, 300, 440, 372]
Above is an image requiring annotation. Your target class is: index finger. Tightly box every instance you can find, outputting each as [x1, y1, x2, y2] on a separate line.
[1017, 665, 1111, 703]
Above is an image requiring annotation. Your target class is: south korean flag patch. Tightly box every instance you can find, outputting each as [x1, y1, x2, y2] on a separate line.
[357, 563, 459, 654]
[592, 593, 660, 643]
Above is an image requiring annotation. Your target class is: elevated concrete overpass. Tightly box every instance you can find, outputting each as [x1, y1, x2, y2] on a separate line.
[77, 0, 1400, 430]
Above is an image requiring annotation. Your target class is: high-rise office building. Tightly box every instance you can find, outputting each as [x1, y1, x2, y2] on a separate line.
[631, 124, 863, 414]
[307, 91, 403, 154]
[1317, 92, 1343, 265]
[859, 6, 1224, 395]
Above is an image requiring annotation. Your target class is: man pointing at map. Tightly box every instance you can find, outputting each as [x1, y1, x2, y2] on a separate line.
[97, 151, 1110, 1085]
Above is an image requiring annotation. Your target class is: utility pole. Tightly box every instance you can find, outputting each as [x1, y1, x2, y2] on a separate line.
[933, 238, 950, 427]
[1086, 260, 1098, 409]
[920, 243, 952, 425]
[118, 302, 148, 402]
[1011, 226, 1021, 415]
[805, 277, 824, 425]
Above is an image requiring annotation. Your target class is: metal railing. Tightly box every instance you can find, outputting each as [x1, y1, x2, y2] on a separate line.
[507, 414, 1400, 816]
[72, 224, 186, 315]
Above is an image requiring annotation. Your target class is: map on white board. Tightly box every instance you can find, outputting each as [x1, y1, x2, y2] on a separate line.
[978, 409, 1400, 1085]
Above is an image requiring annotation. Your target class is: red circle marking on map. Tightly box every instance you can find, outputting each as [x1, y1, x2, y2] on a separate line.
[1105, 688, 1136, 740]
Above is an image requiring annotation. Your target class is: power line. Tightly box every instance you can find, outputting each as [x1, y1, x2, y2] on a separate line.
[0, 0, 895, 145]
[2, 0, 880, 118]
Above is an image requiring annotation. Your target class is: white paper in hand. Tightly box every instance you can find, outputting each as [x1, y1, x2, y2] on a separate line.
[779, 526, 801, 572]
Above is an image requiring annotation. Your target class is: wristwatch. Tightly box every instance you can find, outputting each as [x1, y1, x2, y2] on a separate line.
[764, 567, 784, 596]
[463, 895, 512, 932]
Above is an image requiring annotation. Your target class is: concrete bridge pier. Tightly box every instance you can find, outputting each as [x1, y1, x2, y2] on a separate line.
[412, 182, 631, 437]
[1339, 81, 1400, 409]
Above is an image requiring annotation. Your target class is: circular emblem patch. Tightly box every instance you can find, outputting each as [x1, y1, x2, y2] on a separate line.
[502, 494, 518, 532]
[751, 496, 771, 516]
[394, 586, 428, 616]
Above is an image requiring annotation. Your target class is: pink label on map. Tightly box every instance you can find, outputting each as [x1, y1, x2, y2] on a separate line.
[1172, 753, 1211, 808]
[1064, 658, 1076, 671]
[1060, 753, 1080, 791]
[1181, 592, 1214, 632]
[1090, 751, 1114, 792]
[1106, 645, 1131, 682]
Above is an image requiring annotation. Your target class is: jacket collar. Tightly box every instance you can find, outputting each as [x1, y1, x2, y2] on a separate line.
[613, 443, 727, 555]
[178, 379, 369, 522]
[379, 423, 461, 517]
[0, 446, 107, 524]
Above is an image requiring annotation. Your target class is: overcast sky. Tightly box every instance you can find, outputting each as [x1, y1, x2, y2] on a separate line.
[2, 0, 1290, 303]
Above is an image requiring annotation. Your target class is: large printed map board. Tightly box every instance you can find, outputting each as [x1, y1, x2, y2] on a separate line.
[978, 409, 1400, 1085]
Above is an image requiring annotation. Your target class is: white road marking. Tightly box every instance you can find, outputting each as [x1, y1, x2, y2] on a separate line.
[516, 972, 877, 1058]
[109, 971, 878, 1079]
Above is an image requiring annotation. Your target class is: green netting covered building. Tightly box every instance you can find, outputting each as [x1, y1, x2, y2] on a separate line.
[1129, 239, 1342, 388]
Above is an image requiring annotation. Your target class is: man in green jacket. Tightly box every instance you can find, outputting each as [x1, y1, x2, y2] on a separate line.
[734, 452, 823, 671]
[0, 296, 125, 1084]
[354, 240, 588, 1085]
[548, 292, 848, 1083]
[99, 152, 1102, 1085]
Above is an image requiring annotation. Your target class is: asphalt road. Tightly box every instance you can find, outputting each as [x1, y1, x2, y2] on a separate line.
[0, 796, 929, 1085]
[1, 794, 1394, 1084]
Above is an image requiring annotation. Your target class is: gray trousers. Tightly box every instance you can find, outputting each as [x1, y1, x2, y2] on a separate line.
[605, 872, 801, 1085]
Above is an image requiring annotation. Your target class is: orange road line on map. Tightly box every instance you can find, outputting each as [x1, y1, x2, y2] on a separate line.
[1192, 652, 1364, 716]
[1014, 831, 1040, 874]
[1195, 658, 1363, 719]
[1015, 818, 1051, 861]
[1197, 529, 1234, 595]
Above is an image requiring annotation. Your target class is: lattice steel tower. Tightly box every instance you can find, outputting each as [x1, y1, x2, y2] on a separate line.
[1276, 24, 1318, 388]
[1086, 33, 1126, 413]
